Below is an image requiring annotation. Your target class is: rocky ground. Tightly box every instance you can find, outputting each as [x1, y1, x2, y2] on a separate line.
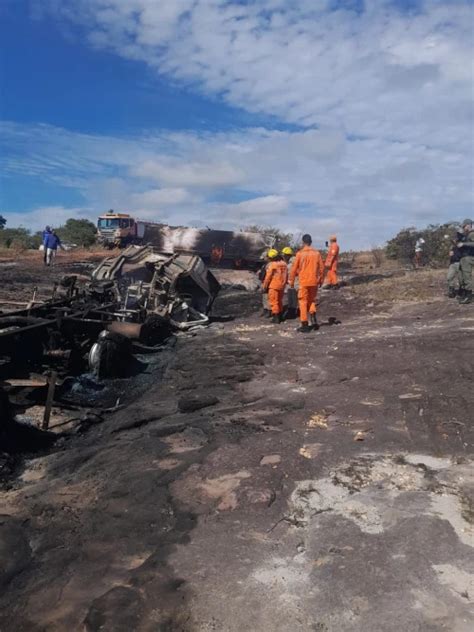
[0, 254, 473, 631]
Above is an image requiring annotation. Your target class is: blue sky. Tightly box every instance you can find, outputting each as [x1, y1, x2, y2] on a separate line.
[1, 0, 473, 248]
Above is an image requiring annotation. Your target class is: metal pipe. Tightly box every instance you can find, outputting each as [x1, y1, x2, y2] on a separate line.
[0, 300, 43, 306]
[0, 298, 71, 318]
[60, 317, 143, 340]
[0, 302, 116, 339]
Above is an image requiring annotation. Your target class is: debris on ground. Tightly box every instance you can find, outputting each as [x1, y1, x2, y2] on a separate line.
[0, 247, 219, 450]
[307, 413, 329, 429]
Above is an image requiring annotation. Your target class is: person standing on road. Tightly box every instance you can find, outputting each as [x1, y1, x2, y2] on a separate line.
[289, 234, 325, 333]
[457, 219, 474, 304]
[44, 230, 63, 266]
[414, 237, 425, 268]
[446, 230, 464, 298]
[42, 225, 52, 265]
[281, 246, 298, 319]
[324, 235, 340, 288]
[262, 249, 288, 323]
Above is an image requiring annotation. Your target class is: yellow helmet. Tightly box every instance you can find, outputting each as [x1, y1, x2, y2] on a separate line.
[281, 246, 294, 256]
[267, 248, 279, 259]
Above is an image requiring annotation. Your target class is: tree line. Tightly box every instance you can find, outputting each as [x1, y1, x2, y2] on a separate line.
[0, 217, 97, 249]
[385, 222, 458, 266]
[0, 214, 461, 264]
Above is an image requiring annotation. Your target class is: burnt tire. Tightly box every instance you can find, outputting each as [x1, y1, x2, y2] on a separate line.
[140, 314, 172, 345]
[89, 332, 132, 379]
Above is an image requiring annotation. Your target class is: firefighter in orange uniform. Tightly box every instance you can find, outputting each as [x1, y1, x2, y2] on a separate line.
[289, 234, 325, 332]
[324, 235, 340, 288]
[263, 249, 288, 323]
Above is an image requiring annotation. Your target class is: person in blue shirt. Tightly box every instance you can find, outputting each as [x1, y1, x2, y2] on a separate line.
[44, 230, 63, 266]
[42, 225, 51, 264]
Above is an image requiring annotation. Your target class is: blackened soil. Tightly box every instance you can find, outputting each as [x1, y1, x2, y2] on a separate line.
[0, 282, 473, 631]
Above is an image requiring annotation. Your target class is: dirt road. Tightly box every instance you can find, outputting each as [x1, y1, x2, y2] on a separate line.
[1, 271, 473, 631]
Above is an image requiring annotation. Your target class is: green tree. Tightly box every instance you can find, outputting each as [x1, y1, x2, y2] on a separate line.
[386, 222, 458, 266]
[56, 218, 97, 247]
[0, 227, 36, 249]
[0, 215, 6, 229]
[31, 231, 44, 249]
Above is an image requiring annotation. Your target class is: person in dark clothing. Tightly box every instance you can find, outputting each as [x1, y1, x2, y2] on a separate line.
[42, 225, 52, 264]
[44, 230, 63, 266]
[457, 219, 474, 304]
[447, 231, 464, 298]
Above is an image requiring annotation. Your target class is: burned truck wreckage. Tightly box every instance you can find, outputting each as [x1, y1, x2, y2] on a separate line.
[0, 247, 220, 439]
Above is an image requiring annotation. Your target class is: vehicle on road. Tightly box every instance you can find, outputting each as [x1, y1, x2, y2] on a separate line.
[97, 211, 273, 269]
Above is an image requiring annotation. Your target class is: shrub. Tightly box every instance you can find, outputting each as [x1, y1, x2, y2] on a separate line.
[0, 228, 36, 249]
[386, 223, 457, 266]
[55, 218, 97, 247]
[371, 248, 385, 268]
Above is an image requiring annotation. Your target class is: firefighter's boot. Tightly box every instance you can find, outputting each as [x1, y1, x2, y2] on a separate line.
[458, 290, 472, 304]
[309, 313, 319, 330]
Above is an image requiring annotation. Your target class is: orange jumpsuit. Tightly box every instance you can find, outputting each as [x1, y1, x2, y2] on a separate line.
[263, 260, 288, 315]
[289, 246, 325, 322]
[325, 241, 340, 286]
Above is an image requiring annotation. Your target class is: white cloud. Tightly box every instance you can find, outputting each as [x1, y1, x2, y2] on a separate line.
[223, 195, 290, 220]
[130, 187, 192, 208]
[1, 118, 472, 248]
[3, 206, 96, 232]
[39, 0, 473, 146]
[132, 160, 244, 188]
[2, 0, 473, 246]
[17, 0, 471, 248]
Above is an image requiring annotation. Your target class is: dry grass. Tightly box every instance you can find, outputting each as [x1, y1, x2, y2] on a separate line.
[350, 268, 446, 304]
[0, 247, 106, 264]
[340, 249, 401, 274]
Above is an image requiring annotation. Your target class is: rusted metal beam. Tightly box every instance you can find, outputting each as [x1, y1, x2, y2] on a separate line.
[44, 349, 72, 360]
[107, 321, 143, 339]
[3, 377, 48, 387]
[2, 298, 71, 318]
[0, 302, 119, 340]
[42, 371, 57, 430]
[0, 300, 43, 306]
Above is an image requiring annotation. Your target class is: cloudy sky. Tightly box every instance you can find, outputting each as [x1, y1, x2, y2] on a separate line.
[1, 0, 473, 248]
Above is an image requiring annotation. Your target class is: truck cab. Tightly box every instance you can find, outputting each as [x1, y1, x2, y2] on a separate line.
[97, 212, 137, 248]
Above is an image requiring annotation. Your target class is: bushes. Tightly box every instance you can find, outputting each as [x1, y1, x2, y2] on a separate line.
[0, 228, 41, 250]
[55, 219, 96, 247]
[386, 223, 457, 266]
[371, 248, 385, 268]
